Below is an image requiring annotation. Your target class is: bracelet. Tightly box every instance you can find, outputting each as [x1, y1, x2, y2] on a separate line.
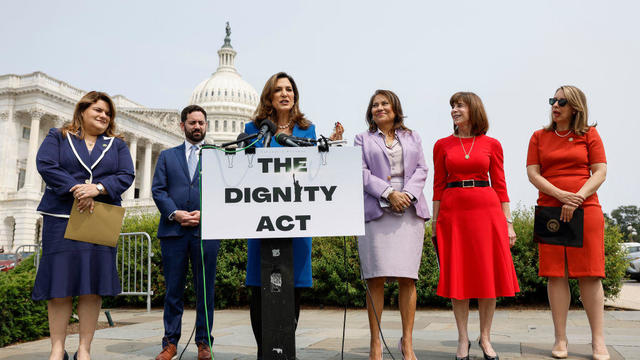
[506, 217, 513, 224]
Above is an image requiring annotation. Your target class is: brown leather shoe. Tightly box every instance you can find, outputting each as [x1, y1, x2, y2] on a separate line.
[197, 342, 212, 360]
[155, 343, 177, 360]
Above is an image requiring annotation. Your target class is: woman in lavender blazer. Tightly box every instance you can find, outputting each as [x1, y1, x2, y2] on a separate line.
[354, 89, 429, 360]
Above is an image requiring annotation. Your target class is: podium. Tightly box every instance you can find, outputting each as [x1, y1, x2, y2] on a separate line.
[201, 146, 364, 359]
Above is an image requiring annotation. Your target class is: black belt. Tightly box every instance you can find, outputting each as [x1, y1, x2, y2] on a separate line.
[446, 180, 490, 188]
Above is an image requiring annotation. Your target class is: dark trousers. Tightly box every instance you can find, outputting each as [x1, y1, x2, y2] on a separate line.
[249, 286, 302, 359]
[160, 233, 220, 347]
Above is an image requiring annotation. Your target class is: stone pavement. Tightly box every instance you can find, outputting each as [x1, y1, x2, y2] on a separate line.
[1, 306, 639, 360]
[606, 281, 640, 311]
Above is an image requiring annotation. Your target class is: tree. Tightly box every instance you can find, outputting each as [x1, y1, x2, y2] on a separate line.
[610, 205, 640, 241]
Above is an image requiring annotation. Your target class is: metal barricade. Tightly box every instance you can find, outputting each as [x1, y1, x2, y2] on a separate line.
[15, 244, 41, 271]
[117, 232, 154, 312]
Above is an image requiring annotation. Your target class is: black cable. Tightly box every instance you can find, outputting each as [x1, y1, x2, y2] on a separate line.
[341, 236, 348, 359]
[343, 235, 395, 360]
[364, 272, 396, 360]
[177, 321, 196, 360]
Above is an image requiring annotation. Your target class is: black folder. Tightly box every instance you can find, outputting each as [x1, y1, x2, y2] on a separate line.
[533, 206, 584, 247]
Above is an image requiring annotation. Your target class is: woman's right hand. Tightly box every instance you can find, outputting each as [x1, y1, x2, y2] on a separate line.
[560, 204, 577, 222]
[388, 191, 411, 212]
[554, 190, 585, 207]
[77, 198, 95, 213]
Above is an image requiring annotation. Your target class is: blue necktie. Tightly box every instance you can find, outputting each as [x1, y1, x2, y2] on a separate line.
[188, 144, 198, 180]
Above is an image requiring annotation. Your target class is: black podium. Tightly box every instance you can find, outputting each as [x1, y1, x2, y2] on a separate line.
[260, 237, 296, 359]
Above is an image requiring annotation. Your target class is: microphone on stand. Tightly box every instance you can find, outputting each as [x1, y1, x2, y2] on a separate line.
[275, 133, 315, 147]
[257, 119, 277, 147]
[274, 133, 299, 147]
[236, 131, 256, 154]
[236, 132, 252, 148]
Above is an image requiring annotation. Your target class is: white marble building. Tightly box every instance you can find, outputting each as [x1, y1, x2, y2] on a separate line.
[0, 25, 258, 251]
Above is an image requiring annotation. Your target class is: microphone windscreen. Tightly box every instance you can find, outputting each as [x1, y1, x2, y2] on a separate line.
[236, 132, 250, 141]
[235, 132, 250, 147]
[260, 118, 277, 134]
[274, 133, 287, 146]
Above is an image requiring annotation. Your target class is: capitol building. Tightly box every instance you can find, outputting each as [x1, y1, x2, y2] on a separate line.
[0, 25, 259, 251]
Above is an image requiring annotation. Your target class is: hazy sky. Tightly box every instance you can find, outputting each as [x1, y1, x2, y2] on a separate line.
[2, 0, 638, 213]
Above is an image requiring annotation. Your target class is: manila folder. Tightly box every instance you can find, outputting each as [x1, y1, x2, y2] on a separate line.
[64, 199, 125, 247]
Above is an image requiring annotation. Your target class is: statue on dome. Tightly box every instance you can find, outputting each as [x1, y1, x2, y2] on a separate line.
[224, 22, 232, 47]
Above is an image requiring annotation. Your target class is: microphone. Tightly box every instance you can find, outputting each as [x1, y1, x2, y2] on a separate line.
[275, 133, 315, 147]
[257, 119, 277, 147]
[274, 133, 299, 147]
[236, 132, 252, 148]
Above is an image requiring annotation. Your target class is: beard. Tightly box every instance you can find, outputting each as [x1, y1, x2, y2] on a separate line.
[186, 128, 206, 143]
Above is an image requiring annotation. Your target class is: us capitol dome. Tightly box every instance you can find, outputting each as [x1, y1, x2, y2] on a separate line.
[190, 22, 259, 144]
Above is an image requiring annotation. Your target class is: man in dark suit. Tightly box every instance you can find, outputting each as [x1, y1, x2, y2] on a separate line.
[152, 104, 220, 360]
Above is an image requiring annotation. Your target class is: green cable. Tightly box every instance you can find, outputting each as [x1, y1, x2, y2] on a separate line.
[198, 149, 214, 360]
[197, 136, 259, 359]
[202, 137, 260, 154]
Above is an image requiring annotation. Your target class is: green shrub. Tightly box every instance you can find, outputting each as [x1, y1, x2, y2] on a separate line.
[0, 256, 49, 347]
[103, 213, 251, 309]
[0, 206, 631, 346]
[104, 206, 628, 309]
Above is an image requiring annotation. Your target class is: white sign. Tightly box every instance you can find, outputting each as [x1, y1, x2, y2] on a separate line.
[201, 146, 365, 239]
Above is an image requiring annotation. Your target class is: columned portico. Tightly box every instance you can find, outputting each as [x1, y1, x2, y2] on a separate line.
[22, 108, 45, 194]
[0, 111, 11, 194]
[140, 139, 153, 199]
[124, 134, 138, 200]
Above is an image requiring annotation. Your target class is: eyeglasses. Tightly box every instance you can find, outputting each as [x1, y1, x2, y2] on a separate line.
[549, 98, 568, 107]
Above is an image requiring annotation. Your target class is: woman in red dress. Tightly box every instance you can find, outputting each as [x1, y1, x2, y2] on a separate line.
[526, 85, 609, 360]
[432, 92, 519, 360]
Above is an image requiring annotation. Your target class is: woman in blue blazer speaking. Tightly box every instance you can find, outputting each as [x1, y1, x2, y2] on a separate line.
[244, 72, 343, 359]
[244, 72, 315, 359]
[33, 91, 134, 360]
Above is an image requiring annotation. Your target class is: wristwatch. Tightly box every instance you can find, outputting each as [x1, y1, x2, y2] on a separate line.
[96, 183, 105, 194]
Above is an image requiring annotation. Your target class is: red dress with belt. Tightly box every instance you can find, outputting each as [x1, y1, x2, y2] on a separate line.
[433, 135, 520, 299]
[526, 127, 607, 278]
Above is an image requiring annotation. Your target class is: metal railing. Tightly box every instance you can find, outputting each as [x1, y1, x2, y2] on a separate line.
[21, 233, 154, 312]
[117, 232, 154, 312]
[14, 244, 41, 271]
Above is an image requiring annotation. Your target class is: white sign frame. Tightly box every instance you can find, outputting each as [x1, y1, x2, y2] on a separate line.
[201, 146, 365, 240]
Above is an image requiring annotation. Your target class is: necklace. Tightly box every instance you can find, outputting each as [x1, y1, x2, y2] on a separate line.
[554, 129, 574, 141]
[385, 136, 396, 149]
[278, 120, 293, 129]
[458, 135, 475, 160]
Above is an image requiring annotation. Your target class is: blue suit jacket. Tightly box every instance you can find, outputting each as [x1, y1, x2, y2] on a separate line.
[36, 128, 135, 216]
[244, 121, 317, 147]
[152, 143, 202, 238]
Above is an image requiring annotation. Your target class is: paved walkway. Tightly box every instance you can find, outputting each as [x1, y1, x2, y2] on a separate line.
[2, 306, 639, 360]
[606, 280, 640, 310]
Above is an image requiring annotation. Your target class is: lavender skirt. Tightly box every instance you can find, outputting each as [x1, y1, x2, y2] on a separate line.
[357, 180, 426, 280]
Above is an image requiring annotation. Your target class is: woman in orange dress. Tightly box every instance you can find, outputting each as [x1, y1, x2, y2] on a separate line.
[526, 85, 609, 360]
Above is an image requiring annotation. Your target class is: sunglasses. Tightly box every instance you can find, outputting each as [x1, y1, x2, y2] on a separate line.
[549, 98, 568, 107]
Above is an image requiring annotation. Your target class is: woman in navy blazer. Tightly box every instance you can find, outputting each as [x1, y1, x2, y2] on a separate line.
[33, 91, 134, 360]
[354, 90, 429, 360]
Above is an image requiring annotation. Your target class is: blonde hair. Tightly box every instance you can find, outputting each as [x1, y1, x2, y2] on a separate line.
[61, 91, 121, 138]
[545, 85, 594, 136]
